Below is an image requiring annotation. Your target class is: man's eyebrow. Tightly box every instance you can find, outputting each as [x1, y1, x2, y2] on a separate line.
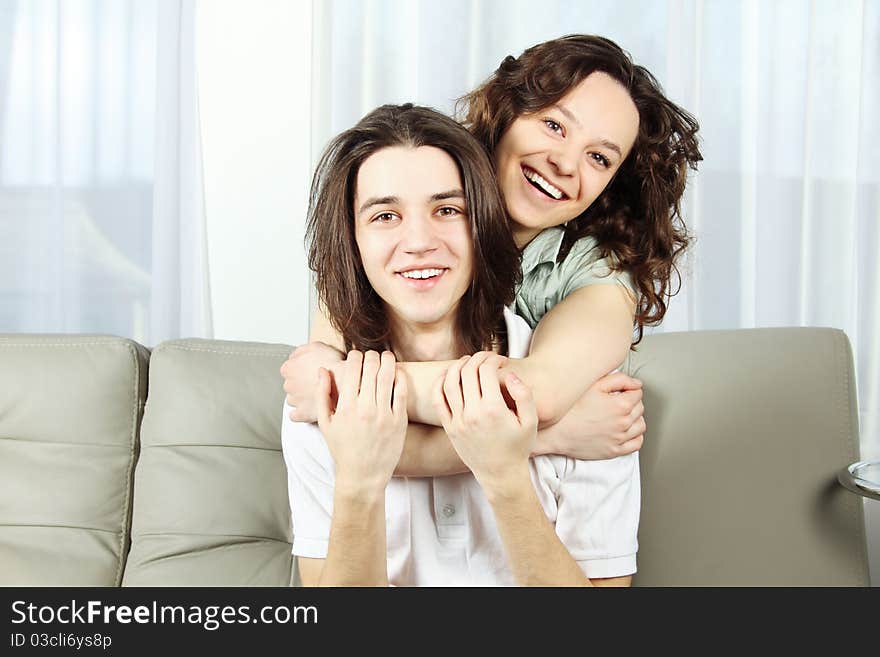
[552, 104, 623, 158]
[429, 189, 465, 202]
[358, 190, 465, 215]
[358, 196, 399, 215]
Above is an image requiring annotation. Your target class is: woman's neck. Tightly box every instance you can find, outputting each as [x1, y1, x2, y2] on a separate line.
[512, 224, 542, 250]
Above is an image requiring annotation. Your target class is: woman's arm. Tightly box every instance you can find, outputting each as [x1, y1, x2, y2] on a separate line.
[283, 289, 641, 464]
[513, 283, 637, 427]
[398, 283, 636, 428]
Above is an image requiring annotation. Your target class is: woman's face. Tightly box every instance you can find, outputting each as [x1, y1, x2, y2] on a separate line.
[354, 145, 473, 333]
[493, 71, 640, 248]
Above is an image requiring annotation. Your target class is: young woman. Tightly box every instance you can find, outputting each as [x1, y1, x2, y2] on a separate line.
[282, 34, 701, 473]
[282, 104, 639, 586]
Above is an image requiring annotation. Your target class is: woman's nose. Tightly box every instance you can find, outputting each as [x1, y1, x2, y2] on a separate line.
[546, 143, 579, 177]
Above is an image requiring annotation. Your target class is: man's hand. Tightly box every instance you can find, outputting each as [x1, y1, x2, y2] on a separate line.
[535, 372, 645, 460]
[317, 350, 407, 491]
[281, 341, 346, 422]
[433, 352, 537, 493]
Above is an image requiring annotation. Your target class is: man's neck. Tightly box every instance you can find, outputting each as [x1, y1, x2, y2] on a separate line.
[390, 320, 461, 363]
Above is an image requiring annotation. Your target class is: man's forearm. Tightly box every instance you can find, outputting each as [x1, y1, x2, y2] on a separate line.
[320, 484, 388, 586]
[483, 468, 594, 587]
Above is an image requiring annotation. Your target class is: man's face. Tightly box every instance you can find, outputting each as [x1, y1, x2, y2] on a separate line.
[354, 145, 473, 332]
[494, 71, 640, 247]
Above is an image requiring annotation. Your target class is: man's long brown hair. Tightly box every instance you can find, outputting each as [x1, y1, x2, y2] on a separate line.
[306, 103, 521, 354]
[458, 34, 702, 344]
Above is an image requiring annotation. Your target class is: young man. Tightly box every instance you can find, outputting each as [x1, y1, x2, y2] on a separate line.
[281, 104, 639, 586]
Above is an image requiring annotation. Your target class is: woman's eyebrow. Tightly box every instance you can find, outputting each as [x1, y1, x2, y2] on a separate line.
[553, 104, 623, 158]
[595, 139, 622, 158]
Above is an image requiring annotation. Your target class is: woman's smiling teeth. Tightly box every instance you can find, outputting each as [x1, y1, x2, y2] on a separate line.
[523, 166, 565, 200]
[399, 268, 444, 280]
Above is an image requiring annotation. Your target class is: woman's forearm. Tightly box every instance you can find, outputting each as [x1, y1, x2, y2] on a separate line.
[393, 416, 574, 476]
[395, 422, 469, 476]
[395, 360, 454, 426]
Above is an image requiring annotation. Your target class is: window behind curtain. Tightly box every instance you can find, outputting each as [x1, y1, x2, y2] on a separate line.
[0, 0, 158, 343]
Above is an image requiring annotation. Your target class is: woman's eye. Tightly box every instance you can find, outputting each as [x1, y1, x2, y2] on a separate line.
[373, 212, 398, 223]
[543, 119, 563, 135]
[589, 152, 611, 168]
[437, 206, 462, 217]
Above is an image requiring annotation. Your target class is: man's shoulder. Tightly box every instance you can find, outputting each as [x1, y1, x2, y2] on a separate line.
[502, 307, 533, 359]
[281, 404, 331, 463]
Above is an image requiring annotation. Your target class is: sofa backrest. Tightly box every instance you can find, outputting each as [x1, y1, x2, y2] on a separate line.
[122, 339, 294, 586]
[628, 327, 869, 585]
[0, 328, 870, 586]
[0, 334, 149, 585]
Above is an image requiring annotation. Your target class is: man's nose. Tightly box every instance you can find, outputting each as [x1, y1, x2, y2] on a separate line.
[401, 214, 439, 254]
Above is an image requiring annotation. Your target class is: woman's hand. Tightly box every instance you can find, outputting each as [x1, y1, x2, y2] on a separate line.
[433, 352, 538, 493]
[535, 371, 645, 460]
[282, 342, 346, 422]
[317, 350, 407, 492]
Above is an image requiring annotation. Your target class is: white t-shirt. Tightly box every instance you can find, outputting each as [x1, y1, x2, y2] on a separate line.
[281, 309, 640, 585]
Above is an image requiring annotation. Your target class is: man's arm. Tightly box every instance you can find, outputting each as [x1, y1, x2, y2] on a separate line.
[435, 354, 627, 586]
[482, 469, 596, 586]
[294, 351, 406, 587]
[305, 485, 388, 587]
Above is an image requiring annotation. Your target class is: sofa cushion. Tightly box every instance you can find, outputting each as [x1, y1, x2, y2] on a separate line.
[0, 335, 148, 585]
[628, 327, 868, 586]
[123, 339, 294, 586]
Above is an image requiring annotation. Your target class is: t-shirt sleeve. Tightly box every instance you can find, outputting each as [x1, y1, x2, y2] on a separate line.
[280, 402, 335, 559]
[559, 238, 637, 301]
[554, 453, 640, 579]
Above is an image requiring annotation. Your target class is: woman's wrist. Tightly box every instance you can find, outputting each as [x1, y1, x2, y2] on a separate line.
[532, 424, 559, 457]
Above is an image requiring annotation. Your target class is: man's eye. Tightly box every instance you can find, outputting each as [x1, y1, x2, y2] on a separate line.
[544, 119, 563, 134]
[437, 206, 463, 217]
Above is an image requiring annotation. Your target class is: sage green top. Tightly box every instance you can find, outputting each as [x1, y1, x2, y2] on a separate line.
[513, 227, 636, 329]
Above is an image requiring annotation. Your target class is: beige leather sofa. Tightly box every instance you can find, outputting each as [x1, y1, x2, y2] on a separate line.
[0, 329, 870, 586]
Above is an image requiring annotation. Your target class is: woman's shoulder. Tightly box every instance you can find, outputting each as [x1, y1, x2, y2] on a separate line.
[559, 234, 607, 267]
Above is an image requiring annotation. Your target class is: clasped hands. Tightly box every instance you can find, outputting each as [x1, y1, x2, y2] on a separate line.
[282, 341, 646, 464]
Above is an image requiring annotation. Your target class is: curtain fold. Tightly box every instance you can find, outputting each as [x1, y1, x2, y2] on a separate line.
[0, 0, 209, 346]
[151, 0, 212, 344]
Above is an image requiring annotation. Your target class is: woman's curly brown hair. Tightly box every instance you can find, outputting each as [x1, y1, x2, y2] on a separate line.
[458, 34, 702, 344]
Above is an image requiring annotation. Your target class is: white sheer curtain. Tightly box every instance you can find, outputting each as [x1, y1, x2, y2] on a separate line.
[311, 0, 879, 456]
[312, 0, 880, 577]
[0, 0, 210, 346]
